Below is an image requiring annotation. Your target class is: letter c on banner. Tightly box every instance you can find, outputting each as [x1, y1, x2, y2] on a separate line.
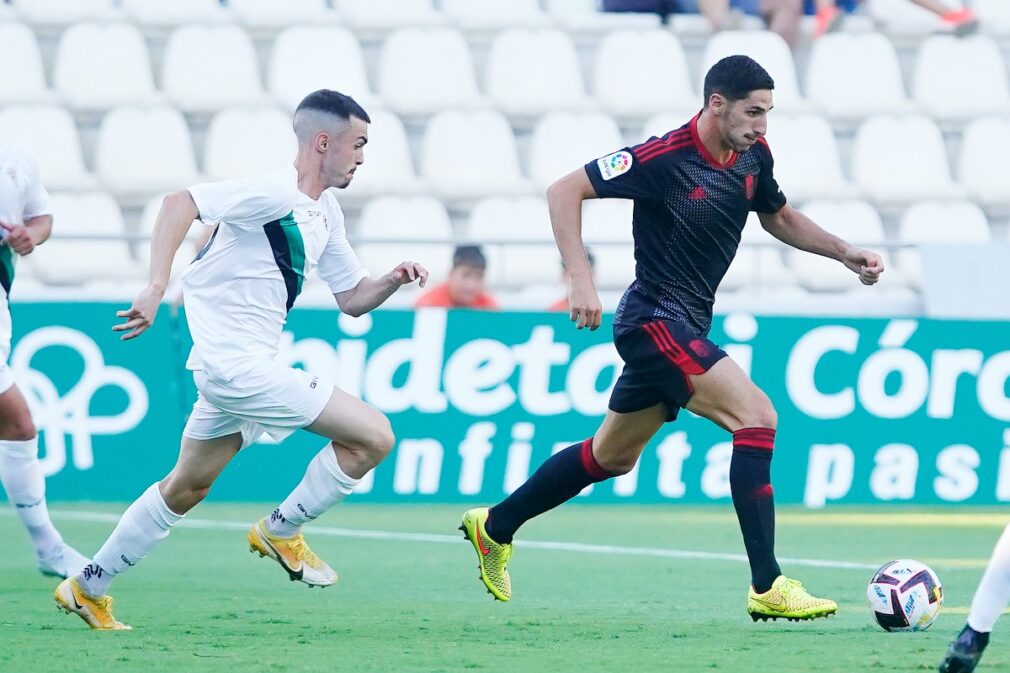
[786, 326, 859, 419]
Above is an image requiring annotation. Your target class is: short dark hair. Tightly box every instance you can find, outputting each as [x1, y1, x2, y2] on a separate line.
[295, 89, 370, 124]
[703, 56, 774, 106]
[453, 244, 487, 270]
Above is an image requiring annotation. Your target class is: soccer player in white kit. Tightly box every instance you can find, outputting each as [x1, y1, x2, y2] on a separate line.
[0, 144, 90, 579]
[55, 90, 428, 630]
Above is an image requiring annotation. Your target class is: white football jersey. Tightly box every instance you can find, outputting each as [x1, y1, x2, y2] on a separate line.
[183, 165, 368, 381]
[0, 144, 52, 295]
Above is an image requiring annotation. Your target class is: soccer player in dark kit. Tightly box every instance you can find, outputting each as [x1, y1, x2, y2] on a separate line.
[460, 55, 884, 621]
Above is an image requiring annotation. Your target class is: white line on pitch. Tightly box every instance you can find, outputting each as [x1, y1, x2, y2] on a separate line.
[28, 509, 880, 571]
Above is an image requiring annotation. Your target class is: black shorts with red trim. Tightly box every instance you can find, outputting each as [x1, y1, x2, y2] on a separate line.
[609, 320, 728, 422]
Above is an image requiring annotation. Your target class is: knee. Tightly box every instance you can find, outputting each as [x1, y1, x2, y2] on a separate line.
[354, 418, 395, 461]
[0, 415, 36, 442]
[738, 398, 777, 430]
[592, 441, 641, 477]
[160, 475, 211, 514]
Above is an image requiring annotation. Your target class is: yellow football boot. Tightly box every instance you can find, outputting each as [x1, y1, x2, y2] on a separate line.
[747, 575, 838, 621]
[54, 577, 131, 630]
[460, 507, 512, 602]
[248, 519, 337, 588]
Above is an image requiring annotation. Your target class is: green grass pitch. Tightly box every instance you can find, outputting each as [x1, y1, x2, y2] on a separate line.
[1, 503, 1007, 673]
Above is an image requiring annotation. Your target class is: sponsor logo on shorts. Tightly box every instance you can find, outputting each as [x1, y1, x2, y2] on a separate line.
[597, 151, 633, 181]
[689, 339, 711, 358]
[309, 376, 318, 389]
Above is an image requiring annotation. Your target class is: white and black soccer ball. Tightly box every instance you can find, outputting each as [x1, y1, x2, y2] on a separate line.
[867, 559, 943, 632]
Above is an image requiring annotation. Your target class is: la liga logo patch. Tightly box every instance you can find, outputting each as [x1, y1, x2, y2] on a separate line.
[597, 151, 633, 181]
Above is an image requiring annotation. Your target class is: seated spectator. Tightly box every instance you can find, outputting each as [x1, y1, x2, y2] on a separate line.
[812, 0, 977, 36]
[676, 0, 805, 48]
[415, 244, 499, 310]
[548, 248, 596, 313]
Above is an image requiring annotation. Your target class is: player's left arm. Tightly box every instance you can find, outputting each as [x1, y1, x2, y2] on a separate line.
[758, 205, 884, 286]
[0, 213, 52, 256]
[334, 262, 428, 317]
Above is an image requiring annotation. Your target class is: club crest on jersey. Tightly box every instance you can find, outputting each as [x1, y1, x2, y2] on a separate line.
[744, 174, 757, 199]
[598, 151, 633, 181]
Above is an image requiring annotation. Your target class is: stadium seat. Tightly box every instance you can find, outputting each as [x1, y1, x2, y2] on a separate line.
[229, 0, 336, 27]
[32, 192, 141, 286]
[357, 196, 453, 241]
[441, 0, 550, 29]
[913, 35, 1010, 120]
[335, 0, 443, 29]
[897, 201, 990, 288]
[204, 107, 296, 181]
[787, 200, 890, 291]
[355, 243, 453, 282]
[805, 33, 911, 120]
[765, 114, 854, 201]
[582, 199, 634, 245]
[0, 106, 94, 189]
[866, 0, 963, 34]
[11, 0, 119, 25]
[529, 111, 624, 191]
[53, 23, 158, 110]
[974, 0, 1010, 33]
[592, 29, 695, 120]
[419, 110, 529, 199]
[852, 115, 962, 203]
[95, 106, 200, 193]
[0, 23, 53, 104]
[544, 0, 661, 32]
[162, 25, 264, 112]
[268, 27, 373, 111]
[342, 109, 422, 196]
[135, 194, 205, 280]
[721, 214, 795, 291]
[465, 196, 557, 285]
[699, 32, 805, 110]
[378, 28, 482, 116]
[120, 0, 229, 25]
[958, 116, 1010, 207]
[486, 29, 591, 118]
[638, 112, 690, 142]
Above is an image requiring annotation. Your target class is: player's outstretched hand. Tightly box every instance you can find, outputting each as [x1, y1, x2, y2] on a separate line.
[0, 222, 35, 256]
[113, 285, 164, 341]
[842, 247, 884, 286]
[389, 261, 428, 288]
[569, 281, 603, 331]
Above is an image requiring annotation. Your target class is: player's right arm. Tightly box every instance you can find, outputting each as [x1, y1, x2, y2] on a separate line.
[113, 191, 198, 340]
[547, 169, 601, 331]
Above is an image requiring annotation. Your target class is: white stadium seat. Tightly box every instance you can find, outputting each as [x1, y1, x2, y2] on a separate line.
[959, 116, 1010, 207]
[765, 114, 854, 201]
[441, 0, 550, 29]
[721, 213, 796, 291]
[852, 115, 962, 203]
[204, 107, 296, 181]
[11, 0, 119, 25]
[465, 197, 557, 285]
[378, 28, 482, 116]
[121, 0, 228, 25]
[137, 194, 205, 280]
[788, 200, 889, 291]
[700, 32, 805, 110]
[0, 23, 53, 104]
[582, 200, 634, 245]
[162, 25, 263, 112]
[545, 0, 661, 32]
[355, 243, 453, 282]
[974, 0, 1010, 33]
[529, 111, 624, 190]
[867, 0, 963, 34]
[95, 106, 200, 192]
[486, 29, 591, 118]
[357, 196, 453, 241]
[638, 112, 690, 142]
[914, 35, 1010, 120]
[269, 27, 373, 111]
[53, 23, 158, 110]
[230, 0, 336, 27]
[419, 110, 529, 200]
[805, 33, 911, 119]
[32, 192, 141, 286]
[335, 0, 443, 29]
[897, 201, 990, 288]
[592, 29, 696, 120]
[342, 109, 422, 196]
[0, 106, 94, 189]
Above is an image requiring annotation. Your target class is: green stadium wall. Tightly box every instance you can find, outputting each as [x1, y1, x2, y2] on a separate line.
[6, 302, 1010, 507]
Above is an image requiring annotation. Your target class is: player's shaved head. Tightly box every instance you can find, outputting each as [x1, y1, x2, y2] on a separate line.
[292, 89, 370, 144]
[703, 56, 775, 106]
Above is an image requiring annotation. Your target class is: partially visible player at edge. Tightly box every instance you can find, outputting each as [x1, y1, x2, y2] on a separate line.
[0, 144, 90, 578]
[939, 523, 1010, 672]
[460, 56, 884, 621]
[55, 90, 428, 630]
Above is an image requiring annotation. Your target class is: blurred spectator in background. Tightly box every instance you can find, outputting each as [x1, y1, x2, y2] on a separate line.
[663, 0, 806, 47]
[812, 0, 977, 36]
[415, 244, 499, 310]
[549, 248, 596, 313]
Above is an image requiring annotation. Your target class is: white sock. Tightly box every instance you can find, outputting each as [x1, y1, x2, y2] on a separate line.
[266, 445, 359, 537]
[78, 483, 183, 596]
[0, 437, 63, 557]
[968, 522, 1010, 633]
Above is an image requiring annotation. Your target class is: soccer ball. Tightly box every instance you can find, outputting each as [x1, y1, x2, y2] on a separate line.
[867, 559, 943, 632]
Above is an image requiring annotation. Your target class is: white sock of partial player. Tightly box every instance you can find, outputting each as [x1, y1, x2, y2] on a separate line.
[78, 482, 183, 597]
[0, 437, 63, 557]
[266, 445, 359, 537]
[967, 522, 1010, 633]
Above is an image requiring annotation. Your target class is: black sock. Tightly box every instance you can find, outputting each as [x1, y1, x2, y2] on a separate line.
[730, 427, 781, 594]
[485, 438, 613, 544]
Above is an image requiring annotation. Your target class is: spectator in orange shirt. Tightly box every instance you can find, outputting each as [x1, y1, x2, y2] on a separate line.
[548, 248, 596, 313]
[415, 244, 499, 309]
